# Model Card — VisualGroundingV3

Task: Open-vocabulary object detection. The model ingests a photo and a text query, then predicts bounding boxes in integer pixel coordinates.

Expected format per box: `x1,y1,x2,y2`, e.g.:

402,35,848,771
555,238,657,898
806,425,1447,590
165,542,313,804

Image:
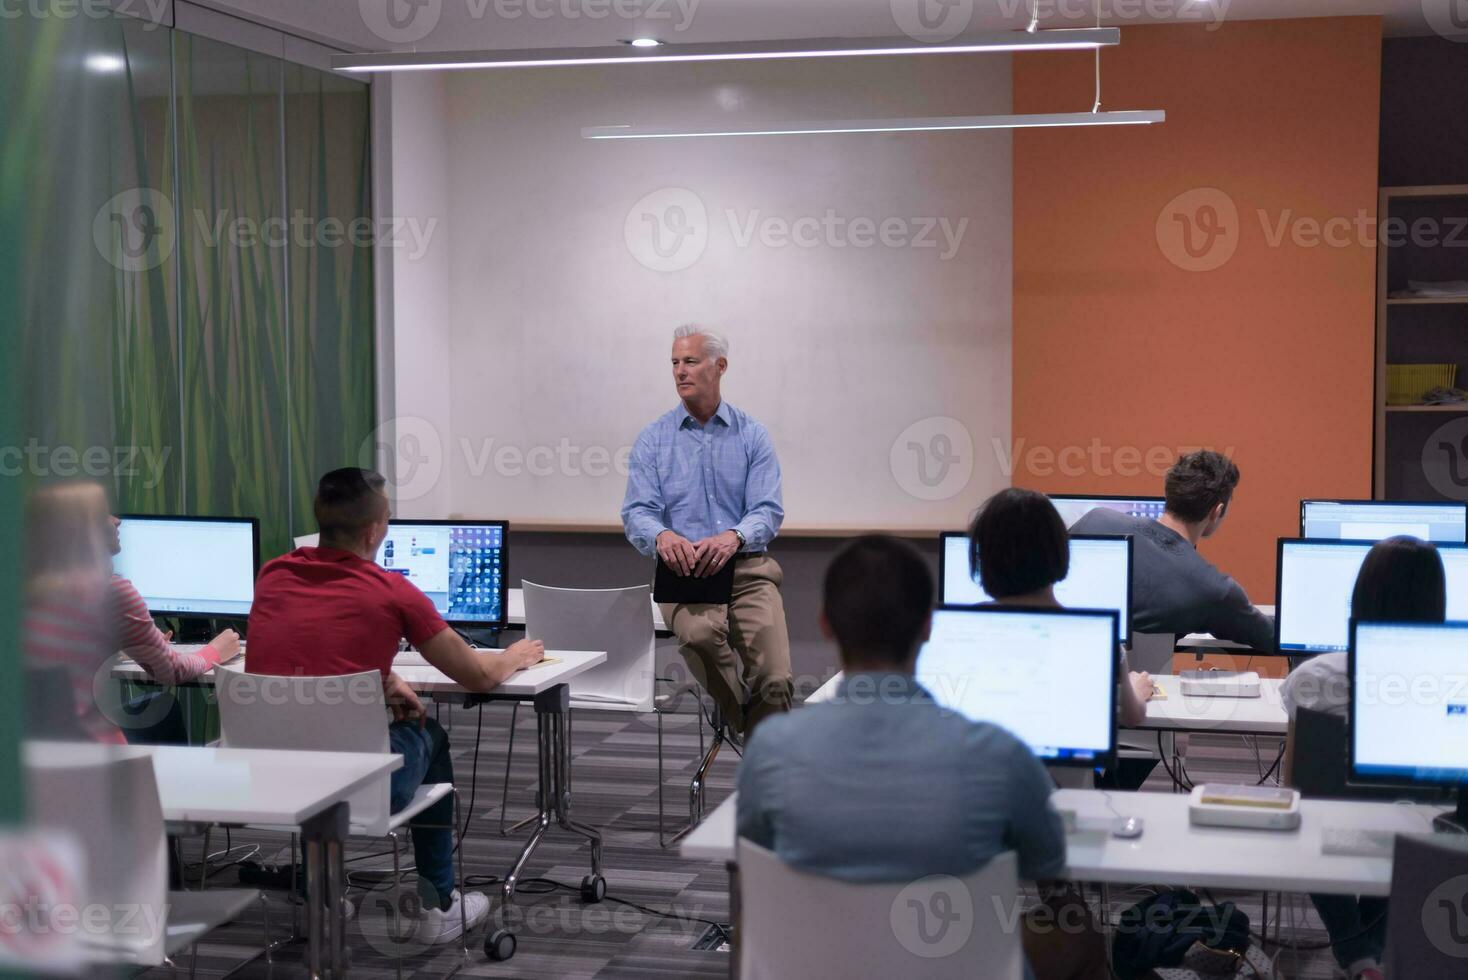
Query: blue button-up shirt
736,673,1067,884
620,400,784,556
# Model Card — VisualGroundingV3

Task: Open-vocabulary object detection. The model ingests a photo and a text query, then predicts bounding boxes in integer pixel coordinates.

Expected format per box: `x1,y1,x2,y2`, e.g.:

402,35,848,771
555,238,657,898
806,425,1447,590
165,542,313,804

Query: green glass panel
284,64,376,540
174,35,291,557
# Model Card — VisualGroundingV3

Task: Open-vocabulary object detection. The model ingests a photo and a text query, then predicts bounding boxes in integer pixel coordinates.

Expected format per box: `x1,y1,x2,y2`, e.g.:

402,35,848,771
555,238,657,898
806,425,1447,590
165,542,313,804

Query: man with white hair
621,324,792,737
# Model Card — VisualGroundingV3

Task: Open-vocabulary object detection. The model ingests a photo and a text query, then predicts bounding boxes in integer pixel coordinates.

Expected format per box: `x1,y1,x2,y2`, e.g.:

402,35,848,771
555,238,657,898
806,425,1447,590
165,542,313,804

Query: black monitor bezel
1275,537,1468,656
1299,499,1468,542
1348,617,1468,791
382,519,510,629
937,531,1134,646
116,514,261,618
923,603,1120,770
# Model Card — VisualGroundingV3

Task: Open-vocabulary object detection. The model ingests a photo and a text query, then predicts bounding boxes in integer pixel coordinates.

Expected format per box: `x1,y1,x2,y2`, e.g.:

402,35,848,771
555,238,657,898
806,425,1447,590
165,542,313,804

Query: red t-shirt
247,547,449,679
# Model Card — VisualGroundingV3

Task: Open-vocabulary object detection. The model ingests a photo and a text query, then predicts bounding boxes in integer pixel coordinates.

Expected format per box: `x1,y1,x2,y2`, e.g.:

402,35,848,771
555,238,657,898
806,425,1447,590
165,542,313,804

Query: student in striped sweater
105,513,239,685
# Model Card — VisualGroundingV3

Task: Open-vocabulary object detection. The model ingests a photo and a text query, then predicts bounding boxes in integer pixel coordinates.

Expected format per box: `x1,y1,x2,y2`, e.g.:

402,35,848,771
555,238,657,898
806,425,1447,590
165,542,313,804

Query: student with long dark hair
1280,535,1446,980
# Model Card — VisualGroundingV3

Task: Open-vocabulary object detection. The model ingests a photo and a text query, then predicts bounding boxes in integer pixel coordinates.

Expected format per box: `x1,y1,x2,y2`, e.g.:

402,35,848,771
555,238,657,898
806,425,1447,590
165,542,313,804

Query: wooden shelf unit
1374,185,1468,497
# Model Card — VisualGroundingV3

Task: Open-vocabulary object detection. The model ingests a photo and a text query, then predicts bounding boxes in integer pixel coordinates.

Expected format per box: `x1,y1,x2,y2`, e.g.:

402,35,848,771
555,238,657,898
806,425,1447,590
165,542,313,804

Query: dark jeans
1310,894,1388,969
1094,758,1159,791
389,718,457,910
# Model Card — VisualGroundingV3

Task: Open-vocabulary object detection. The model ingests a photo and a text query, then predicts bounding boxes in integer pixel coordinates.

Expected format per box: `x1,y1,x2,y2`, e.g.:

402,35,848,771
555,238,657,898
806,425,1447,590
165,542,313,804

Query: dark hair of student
1350,535,1446,623
823,535,934,666
314,467,388,544
968,488,1069,600
1163,450,1241,523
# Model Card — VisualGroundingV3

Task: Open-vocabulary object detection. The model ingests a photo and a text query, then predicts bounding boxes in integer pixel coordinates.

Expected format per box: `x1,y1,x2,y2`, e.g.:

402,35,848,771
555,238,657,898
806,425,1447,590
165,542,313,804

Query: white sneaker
415,890,489,945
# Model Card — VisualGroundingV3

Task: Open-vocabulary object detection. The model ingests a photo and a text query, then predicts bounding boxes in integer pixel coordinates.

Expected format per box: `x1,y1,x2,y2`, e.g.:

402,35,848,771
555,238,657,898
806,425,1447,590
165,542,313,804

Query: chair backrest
1293,707,1450,803
522,581,656,711
1384,832,1468,975
214,669,393,833
26,746,169,966
1127,632,1176,675
737,840,1023,980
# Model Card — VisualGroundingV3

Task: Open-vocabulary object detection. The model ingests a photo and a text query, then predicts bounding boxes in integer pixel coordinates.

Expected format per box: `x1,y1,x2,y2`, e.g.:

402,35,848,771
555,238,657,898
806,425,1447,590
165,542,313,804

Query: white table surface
507,588,667,632
682,788,1449,896
25,741,401,827
806,672,1288,735
114,648,607,698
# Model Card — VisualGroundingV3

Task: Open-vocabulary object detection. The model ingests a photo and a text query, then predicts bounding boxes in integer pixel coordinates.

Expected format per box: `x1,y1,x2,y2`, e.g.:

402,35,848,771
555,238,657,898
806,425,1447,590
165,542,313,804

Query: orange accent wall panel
1012,17,1382,600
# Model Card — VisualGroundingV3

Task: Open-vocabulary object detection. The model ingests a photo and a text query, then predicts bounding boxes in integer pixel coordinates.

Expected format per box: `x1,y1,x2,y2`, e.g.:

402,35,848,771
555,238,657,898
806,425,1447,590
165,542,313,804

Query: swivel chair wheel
484,929,516,961
580,874,607,904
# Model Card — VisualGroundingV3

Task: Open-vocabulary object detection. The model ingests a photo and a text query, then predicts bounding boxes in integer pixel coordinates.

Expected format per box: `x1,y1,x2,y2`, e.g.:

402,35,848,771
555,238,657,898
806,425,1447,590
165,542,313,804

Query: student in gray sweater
1071,450,1274,652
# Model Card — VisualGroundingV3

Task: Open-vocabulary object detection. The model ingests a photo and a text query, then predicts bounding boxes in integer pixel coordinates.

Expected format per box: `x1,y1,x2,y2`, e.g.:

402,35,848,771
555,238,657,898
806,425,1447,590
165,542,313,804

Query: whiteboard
409,57,1014,532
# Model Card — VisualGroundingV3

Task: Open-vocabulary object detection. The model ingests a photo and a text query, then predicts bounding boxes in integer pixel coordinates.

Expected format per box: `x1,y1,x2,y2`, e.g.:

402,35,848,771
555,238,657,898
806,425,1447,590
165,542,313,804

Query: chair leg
290,832,300,938
454,787,469,954
198,825,212,891
391,830,404,980
498,702,520,836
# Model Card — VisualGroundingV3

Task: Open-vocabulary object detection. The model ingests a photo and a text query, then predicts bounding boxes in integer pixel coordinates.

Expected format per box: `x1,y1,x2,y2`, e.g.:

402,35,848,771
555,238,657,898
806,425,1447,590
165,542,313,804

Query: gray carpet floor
153,700,1354,979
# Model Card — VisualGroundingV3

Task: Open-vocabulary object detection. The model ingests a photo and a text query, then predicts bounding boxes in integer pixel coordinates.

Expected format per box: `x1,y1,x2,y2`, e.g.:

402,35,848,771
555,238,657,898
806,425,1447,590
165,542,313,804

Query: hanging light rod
581,109,1165,140
332,29,1120,73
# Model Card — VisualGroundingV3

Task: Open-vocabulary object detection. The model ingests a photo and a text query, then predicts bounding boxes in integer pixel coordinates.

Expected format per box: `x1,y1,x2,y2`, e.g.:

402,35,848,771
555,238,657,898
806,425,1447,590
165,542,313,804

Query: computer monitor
114,515,259,617
375,520,508,627
1349,619,1468,828
1300,499,1468,543
938,532,1133,644
1275,538,1468,653
1047,494,1166,529
915,606,1119,769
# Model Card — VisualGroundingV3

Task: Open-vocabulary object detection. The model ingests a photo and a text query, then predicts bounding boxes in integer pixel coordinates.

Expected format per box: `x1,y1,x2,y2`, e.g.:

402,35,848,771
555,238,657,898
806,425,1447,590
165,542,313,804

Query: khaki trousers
659,555,793,736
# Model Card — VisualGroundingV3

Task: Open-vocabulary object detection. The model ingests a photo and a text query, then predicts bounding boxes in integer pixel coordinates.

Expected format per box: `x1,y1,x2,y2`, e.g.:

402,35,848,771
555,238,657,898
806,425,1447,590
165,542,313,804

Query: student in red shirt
248,467,544,945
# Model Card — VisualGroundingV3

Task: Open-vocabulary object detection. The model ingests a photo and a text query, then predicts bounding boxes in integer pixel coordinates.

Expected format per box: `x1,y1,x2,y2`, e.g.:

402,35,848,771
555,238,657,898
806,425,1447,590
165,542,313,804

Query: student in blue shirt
737,534,1065,882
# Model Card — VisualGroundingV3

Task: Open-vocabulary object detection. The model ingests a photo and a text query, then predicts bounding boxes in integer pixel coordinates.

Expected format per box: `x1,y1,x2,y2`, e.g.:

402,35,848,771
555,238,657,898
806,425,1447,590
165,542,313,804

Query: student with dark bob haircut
967,489,1153,736
969,488,1070,600
1280,536,1446,980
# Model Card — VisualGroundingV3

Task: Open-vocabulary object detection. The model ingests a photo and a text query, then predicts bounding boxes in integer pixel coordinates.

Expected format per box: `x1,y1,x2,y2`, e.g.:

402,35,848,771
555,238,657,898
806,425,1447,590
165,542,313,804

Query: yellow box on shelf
1385,363,1458,405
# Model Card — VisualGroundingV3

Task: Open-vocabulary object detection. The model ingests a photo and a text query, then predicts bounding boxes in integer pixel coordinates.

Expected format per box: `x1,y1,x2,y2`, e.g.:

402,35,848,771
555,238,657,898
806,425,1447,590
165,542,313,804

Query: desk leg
726,860,740,980
488,684,604,962
301,801,350,979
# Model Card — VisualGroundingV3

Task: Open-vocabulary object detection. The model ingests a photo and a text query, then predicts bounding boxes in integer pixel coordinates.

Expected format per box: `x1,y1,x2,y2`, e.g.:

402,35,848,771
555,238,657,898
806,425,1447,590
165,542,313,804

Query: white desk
112,648,606,697
805,672,1288,736
27,741,399,978
507,587,669,633
110,648,609,960
682,789,1449,898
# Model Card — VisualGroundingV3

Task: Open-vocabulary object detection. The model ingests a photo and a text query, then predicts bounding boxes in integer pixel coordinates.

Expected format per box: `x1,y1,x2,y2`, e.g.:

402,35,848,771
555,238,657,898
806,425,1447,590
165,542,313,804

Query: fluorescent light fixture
627,38,662,48
581,110,1166,140
332,29,1120,73
85,53,126,73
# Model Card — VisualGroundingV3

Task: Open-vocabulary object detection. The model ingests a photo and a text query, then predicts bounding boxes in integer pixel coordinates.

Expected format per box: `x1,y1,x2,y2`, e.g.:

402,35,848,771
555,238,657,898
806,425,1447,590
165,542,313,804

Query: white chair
499,581,657,834
736,840,1023,980
1121,633,1177,783
25,744,269,978
213,669,465,979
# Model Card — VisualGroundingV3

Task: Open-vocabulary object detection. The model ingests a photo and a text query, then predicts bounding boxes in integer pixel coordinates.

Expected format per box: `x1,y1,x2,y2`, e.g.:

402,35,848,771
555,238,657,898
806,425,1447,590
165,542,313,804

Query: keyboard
1320,827,1395,858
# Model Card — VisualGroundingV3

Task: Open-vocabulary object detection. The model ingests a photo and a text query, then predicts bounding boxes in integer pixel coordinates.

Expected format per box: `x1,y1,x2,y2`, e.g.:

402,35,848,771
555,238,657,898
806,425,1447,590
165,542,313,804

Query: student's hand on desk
384,671,425,726
508,638,545,670
1130,671,1155,703
208,629,241,661
692,531,739,578
656,530,699,576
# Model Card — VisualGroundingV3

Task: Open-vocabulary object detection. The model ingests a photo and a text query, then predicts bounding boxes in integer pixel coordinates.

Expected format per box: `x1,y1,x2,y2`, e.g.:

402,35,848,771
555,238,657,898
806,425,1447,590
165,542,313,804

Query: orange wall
1012,17,1382,600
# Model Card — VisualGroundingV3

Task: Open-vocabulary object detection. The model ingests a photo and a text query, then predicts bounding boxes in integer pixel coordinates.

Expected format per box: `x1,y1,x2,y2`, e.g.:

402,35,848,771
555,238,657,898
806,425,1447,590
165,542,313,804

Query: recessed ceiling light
627,38,662,48
85,53,126,73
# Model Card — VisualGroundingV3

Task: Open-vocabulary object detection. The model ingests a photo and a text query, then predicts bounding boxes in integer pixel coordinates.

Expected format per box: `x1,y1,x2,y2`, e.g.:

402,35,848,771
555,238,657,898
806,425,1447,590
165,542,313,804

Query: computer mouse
1111,816,1144,839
